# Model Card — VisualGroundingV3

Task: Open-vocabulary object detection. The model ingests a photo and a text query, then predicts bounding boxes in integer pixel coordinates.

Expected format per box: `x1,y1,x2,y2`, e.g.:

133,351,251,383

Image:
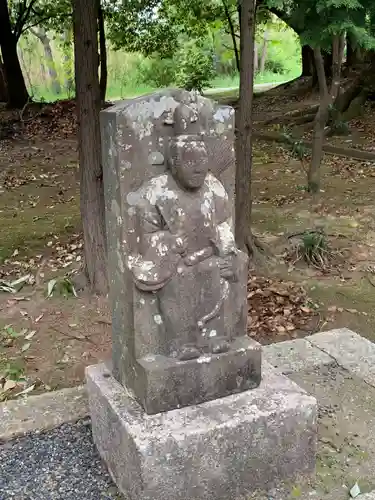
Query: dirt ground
1,92,375,401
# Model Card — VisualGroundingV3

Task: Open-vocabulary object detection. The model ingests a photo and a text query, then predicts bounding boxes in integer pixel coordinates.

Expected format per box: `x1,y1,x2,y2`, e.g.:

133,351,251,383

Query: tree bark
18,48,33,94
98,3,107,104
30,28,61,96
222,0,240,73
301,45,315,76
0,56,8,102
254,42,258,73
0,0,29,108
235,0,255,253
309,36,344,193
61,29,74,94
72,0,108,294
259,30,268,73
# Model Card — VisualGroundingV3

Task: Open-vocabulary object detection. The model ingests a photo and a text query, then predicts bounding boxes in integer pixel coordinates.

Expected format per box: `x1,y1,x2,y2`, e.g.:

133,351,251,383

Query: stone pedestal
87,362,317,500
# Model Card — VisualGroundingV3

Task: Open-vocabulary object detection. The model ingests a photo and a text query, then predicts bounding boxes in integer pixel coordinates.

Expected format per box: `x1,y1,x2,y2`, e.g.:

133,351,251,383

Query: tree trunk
98,3,107,104
30,28,61,96
61,30,74,94
323,49,332,79
0,0,29,108
235,0,255,253
254,42,258,73
259,30,268,73
18,48,33,94
301,45,314,76
72,0,108,294
222,0,240,73
0,56,8,102
309,36,344,193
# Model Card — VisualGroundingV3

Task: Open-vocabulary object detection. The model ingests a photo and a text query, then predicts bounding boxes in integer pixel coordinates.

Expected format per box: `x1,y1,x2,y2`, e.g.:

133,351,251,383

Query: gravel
0,419,123,499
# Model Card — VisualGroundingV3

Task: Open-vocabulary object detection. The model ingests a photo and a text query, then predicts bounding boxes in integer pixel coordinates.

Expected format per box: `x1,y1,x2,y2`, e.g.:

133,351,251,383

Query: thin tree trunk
18,48,33,93
309,36,344,193
61,30,74,94
222,0,240,73
98,3,107,104
0,56,8,102
254,42,258,73
30,28,61,95
301,45,315,76
72,0,107,294
0,0,29,108
259,30,268,73
235,0,256,252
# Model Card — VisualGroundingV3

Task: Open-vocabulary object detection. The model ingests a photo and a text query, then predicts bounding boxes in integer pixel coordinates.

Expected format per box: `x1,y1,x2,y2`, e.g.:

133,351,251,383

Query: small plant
1,362,25,382
330,119,350,136
47,277,77,298
2,326,20,339
289,230,338,270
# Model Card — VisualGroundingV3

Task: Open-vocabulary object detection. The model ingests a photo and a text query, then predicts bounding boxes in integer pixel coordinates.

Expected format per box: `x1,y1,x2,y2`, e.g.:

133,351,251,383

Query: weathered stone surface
137,336,261,413
100,89,261,413
359,492,375,499
263,338,333,374
308,328,375,386
87,362,317,500
0,386,88,441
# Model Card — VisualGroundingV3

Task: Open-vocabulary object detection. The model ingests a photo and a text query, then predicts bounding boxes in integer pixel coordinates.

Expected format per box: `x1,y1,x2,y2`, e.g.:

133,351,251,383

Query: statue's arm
128,203,181,291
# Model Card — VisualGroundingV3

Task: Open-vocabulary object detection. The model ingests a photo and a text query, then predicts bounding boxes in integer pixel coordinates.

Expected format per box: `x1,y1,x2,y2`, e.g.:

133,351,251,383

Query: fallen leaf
21,342,31,352
349,482,360,498
61,354,70,364
47,279,57,298
15,384,35,396
346,308,358,314
24,330,36,340
327,306,337,313
2,379,17,392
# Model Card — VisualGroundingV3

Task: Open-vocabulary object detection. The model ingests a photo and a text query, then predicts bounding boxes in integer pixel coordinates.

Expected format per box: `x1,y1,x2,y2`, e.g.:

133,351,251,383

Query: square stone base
86,363,317,500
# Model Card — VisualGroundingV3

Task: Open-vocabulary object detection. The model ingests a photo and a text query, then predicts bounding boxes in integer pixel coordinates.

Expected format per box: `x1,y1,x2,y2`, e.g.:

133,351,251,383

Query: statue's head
168,135,209,190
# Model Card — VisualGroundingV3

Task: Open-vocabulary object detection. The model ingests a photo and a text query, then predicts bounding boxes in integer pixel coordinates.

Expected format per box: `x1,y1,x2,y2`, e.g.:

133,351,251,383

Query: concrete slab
0,386,88,441
287,363,375,499
263,338,333,374
360,492,375,499
87,362,317,500
308,328,375,386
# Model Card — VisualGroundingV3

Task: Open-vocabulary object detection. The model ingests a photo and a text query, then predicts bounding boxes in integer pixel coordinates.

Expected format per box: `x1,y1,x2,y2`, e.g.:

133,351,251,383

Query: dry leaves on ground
247,275,317,343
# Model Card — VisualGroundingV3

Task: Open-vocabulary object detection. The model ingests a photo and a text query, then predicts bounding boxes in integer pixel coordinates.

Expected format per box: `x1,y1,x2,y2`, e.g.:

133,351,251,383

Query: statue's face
170,143,209,190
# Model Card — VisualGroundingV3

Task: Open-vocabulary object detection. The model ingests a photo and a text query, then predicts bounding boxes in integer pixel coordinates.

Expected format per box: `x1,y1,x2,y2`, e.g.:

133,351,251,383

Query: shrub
137,57,176,88
175,42,214,93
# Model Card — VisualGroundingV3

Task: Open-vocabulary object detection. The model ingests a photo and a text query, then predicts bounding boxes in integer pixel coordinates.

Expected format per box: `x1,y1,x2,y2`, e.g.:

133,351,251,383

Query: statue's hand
171,232,188,255
218,256,236,280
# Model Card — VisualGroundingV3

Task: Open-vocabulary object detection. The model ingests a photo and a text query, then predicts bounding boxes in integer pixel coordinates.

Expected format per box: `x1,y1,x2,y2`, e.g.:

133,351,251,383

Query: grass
29,69,301,103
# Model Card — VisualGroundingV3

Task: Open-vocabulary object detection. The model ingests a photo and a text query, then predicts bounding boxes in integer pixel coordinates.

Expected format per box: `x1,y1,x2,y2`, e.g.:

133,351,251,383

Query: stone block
308,328,375,386
136,336,261,414
87,362,317,500
263,338,333,374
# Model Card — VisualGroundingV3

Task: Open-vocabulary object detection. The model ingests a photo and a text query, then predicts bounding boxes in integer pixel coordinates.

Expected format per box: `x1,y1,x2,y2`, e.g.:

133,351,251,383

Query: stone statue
128,135,248,361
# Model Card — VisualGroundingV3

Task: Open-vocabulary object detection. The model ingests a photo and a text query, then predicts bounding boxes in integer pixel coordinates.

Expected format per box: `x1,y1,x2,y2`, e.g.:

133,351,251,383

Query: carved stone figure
128,135,248,361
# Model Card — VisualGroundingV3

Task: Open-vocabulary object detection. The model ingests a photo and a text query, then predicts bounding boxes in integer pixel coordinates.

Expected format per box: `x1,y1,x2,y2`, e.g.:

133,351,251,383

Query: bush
265,59,285,74
175,42,214,93
137,57,176,88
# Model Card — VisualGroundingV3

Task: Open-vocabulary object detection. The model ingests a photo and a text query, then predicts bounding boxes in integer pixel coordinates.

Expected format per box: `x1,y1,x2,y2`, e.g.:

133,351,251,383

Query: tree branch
14,0,38,40
222,0,240,72
314,46,328,99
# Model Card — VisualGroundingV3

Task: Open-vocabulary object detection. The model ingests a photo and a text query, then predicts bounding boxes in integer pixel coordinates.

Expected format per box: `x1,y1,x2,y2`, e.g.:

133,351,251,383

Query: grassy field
29,69,301,103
